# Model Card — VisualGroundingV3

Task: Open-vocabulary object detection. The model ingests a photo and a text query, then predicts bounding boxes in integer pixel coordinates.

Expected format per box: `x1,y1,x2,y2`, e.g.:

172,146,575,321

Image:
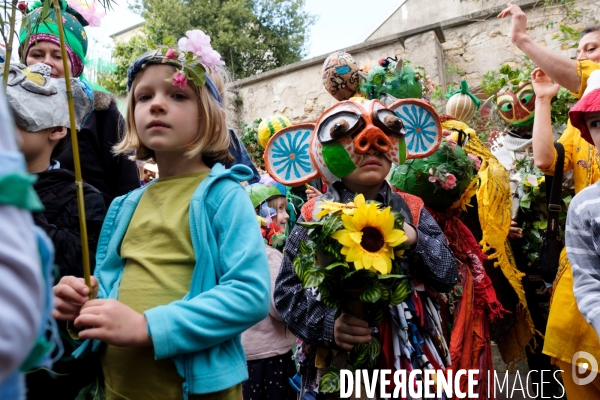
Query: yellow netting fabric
443,120,536,366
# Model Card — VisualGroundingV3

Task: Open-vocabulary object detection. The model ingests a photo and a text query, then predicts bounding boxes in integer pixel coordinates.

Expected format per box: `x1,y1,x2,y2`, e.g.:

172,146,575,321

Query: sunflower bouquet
294,194,412,393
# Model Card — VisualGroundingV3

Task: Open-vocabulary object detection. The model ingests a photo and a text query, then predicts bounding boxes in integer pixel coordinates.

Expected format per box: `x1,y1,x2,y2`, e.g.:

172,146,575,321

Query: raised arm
531,68,561,170
498,3,580,92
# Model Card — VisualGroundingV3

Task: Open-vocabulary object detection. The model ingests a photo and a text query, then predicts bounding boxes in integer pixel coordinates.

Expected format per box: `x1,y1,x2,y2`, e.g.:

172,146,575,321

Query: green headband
19,0,88,62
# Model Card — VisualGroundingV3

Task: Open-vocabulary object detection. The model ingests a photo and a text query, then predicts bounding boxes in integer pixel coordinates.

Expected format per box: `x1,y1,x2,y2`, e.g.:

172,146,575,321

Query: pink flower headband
127,29,225,94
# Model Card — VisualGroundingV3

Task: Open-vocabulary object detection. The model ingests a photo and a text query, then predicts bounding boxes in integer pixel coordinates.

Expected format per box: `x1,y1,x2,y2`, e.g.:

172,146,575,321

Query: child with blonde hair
52,30,270,399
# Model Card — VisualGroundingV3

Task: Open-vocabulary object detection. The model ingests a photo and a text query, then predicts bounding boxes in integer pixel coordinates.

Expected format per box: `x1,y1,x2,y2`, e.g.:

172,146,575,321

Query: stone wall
228,0,599,131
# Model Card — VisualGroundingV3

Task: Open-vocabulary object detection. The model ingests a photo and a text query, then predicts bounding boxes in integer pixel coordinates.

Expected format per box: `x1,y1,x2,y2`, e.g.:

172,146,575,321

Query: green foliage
481,62,535,98
239,118,264,170
550,88,578,127
97,34,152,94
294,199,411,375
551,24,582,49
319,367,341,394
130,0,316,80
513,156,570,266
479,62,577,128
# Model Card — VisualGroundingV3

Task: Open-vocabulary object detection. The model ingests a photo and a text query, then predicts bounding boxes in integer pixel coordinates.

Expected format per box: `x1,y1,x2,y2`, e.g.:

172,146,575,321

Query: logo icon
572,351,598,385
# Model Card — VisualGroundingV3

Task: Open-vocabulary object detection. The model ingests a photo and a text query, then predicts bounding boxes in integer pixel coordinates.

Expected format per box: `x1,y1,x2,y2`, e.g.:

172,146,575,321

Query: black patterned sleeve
273,215,336,344
408,208,459,293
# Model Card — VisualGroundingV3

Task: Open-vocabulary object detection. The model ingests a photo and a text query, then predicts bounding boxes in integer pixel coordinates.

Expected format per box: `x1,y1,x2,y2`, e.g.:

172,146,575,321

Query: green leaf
319,368,341,393
377,274,406,279
390,281,411,305
297,221,323,230
348,342,368,366
325,261,349,270
304,270,325,288
533,220,548,230
187,64,207,87
359,286,381,303
162,35,175,46
520,199,531,209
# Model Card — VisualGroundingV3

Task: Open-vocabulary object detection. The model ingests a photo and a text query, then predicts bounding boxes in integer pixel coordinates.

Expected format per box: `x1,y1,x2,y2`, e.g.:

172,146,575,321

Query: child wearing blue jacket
52,31,270,400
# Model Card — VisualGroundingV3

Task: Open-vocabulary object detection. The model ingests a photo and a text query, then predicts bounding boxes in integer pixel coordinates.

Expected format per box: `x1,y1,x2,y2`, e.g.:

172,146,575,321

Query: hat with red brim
569,70,600,145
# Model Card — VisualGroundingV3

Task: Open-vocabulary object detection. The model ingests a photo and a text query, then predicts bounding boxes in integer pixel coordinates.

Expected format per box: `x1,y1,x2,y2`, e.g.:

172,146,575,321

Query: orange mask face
264,99,442,186
496,82,536,127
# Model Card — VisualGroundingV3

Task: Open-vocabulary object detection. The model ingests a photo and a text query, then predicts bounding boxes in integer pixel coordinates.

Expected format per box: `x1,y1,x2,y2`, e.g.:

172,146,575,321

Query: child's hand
531,68,560,100
53,276,99,321
74,299,152,348
508,221,523,240
305,185,322,200
334,313,371,351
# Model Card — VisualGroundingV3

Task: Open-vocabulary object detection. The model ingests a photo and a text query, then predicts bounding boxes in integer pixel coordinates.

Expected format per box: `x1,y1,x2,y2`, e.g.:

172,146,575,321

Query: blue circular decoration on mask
392,101,440,158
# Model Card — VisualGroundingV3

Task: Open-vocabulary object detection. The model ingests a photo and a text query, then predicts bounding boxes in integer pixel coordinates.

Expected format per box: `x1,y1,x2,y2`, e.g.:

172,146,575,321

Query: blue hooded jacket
73,164,270,397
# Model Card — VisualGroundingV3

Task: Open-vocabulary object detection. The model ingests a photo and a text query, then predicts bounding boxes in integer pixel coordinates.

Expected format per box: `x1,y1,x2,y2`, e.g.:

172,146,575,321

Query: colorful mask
359,58,423,103
496,82,536,126
322,51,360,101
2,62,93,132
264,98,441,185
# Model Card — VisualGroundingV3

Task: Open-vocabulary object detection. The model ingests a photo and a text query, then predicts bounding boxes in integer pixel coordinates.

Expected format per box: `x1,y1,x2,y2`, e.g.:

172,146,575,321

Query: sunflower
331,200,407,274
316,193,366,219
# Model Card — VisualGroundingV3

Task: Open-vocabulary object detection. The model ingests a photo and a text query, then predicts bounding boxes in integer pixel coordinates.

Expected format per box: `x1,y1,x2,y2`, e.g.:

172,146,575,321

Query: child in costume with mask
265,93,458,395
52,31,270,399
18,0,141,207
242,178,297,400
2,61,107,399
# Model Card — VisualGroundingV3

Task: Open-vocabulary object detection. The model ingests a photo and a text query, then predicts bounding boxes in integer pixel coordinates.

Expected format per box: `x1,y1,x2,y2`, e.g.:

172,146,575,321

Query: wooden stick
2,0,18,89
52,0,92,298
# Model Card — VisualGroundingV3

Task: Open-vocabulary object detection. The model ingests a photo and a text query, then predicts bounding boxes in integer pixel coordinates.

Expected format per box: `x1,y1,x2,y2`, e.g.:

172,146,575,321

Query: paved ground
490,342,565,400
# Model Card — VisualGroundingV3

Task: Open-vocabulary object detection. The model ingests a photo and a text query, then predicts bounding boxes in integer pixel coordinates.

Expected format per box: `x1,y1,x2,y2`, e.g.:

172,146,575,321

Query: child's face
17,125,66,171
341,150,392,191
585,111,600,150
133,66,201,155
271,196,289,232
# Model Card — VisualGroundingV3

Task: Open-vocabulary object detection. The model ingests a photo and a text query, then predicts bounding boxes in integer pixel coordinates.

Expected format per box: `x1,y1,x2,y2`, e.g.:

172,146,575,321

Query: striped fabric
567,181,600,336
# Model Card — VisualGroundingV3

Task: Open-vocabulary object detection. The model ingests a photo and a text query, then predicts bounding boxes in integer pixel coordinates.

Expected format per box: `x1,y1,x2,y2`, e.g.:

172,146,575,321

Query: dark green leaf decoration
359,285,381,303
390,280,411,305
304,269,325,288
319,367,341,394
325,261,349,271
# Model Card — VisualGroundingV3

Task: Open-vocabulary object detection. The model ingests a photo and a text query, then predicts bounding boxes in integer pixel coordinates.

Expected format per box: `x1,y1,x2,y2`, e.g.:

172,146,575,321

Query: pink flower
165,49,177,59
468,153,481,170
172,72,187,90
67,0,105,27
428,176,438,183
445,136,457,151
178,29,226,71
440,173,457,190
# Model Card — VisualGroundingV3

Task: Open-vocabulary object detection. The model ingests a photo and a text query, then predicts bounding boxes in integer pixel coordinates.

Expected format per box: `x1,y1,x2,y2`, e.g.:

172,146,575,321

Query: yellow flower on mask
331,200,407,274
316,193,367,219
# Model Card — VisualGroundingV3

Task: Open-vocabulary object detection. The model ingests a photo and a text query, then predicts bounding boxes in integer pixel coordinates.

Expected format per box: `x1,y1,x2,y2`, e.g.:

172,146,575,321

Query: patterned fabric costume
442,120,537,367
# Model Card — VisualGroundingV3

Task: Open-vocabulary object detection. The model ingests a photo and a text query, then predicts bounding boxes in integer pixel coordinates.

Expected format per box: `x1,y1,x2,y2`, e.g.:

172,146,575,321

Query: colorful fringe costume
443,120,537,367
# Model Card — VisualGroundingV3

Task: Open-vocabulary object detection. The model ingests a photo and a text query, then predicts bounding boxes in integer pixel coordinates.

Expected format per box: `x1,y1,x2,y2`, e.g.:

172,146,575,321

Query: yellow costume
542,60,600,379
445,120,536,366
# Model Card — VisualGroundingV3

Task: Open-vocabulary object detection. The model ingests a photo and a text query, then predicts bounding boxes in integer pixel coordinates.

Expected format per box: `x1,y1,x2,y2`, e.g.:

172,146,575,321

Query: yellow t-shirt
539,120,600,194
543,60,600,368
101,171,242,399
